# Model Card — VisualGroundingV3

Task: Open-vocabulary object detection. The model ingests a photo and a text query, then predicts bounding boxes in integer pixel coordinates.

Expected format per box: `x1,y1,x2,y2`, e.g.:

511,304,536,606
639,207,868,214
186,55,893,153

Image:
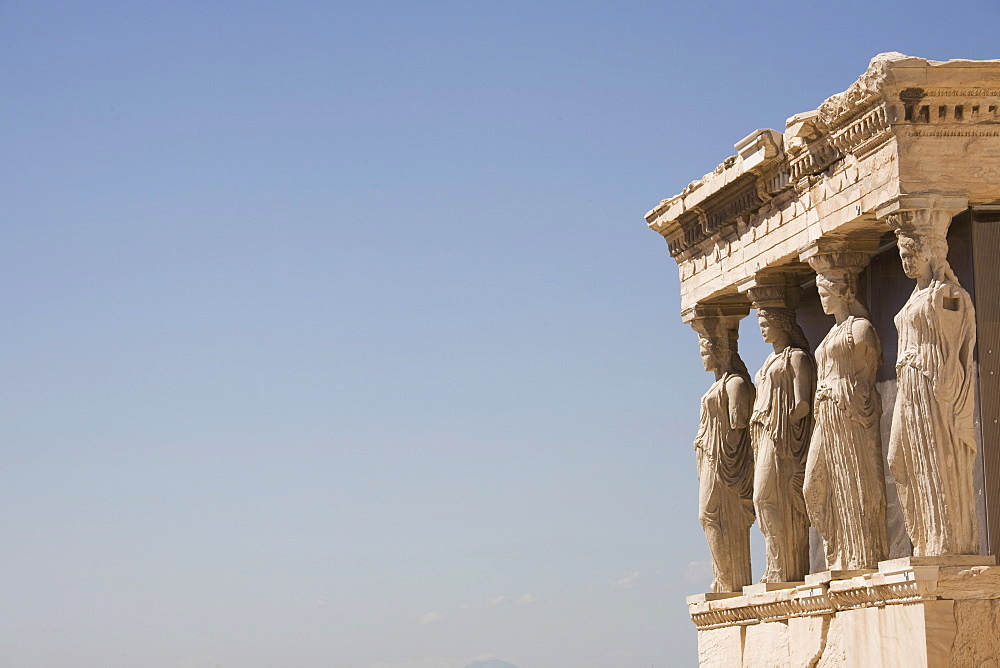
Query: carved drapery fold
799,242,889,570
744,277,815,582
689,307,756,592
879,195,980,556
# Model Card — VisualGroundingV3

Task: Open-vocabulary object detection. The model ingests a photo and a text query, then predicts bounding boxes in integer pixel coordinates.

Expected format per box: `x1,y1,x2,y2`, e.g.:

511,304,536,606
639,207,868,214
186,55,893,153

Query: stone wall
691,559,1000,667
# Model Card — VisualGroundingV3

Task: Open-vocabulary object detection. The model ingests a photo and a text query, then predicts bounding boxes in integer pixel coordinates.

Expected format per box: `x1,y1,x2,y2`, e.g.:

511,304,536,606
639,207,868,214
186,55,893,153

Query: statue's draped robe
888,279,978,555
750,348,814,582
695,372,755,592
805,317,888,570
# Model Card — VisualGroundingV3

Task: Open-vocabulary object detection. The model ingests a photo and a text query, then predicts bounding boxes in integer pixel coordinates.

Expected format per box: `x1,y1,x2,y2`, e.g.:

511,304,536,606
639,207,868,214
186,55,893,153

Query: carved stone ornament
746,283,815,582
883,197,979,556
690,311,756,592
800,249,888,570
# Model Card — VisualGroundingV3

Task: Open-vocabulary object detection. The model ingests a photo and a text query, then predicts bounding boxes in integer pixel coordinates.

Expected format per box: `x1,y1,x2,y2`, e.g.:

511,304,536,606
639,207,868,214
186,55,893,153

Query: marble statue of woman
693,321,756,592
803,265,888,570
750,307,815,582
888,230,978,556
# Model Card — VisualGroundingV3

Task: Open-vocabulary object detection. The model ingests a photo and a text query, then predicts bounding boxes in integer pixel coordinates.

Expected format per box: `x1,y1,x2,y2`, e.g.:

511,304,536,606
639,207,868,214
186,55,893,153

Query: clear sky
2,2,998,667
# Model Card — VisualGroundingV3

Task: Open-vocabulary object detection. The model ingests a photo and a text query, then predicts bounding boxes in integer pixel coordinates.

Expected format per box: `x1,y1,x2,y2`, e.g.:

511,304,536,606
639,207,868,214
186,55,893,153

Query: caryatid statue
882,196,979,556
801,243,888,571
690,307,756,593
746,281,815,582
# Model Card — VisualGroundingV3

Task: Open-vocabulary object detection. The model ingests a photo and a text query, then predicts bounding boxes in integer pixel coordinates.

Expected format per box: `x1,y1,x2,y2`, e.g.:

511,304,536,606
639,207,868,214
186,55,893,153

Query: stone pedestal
688,557,1000,666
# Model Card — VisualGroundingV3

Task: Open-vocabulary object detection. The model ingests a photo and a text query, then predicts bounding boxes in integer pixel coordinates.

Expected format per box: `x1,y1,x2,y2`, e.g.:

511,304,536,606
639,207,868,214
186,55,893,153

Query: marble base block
742,581,803,595
689,558,1000,666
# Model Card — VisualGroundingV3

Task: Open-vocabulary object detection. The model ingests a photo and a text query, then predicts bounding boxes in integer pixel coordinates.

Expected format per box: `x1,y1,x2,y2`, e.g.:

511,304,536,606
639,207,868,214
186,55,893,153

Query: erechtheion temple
646,53,1000,665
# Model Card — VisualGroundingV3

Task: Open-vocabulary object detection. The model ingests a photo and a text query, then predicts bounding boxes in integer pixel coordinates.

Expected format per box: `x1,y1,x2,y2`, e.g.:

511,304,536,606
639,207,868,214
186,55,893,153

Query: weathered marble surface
882,197,980,557
691,557,1000,666
742,620,789,667
788,616,828,667
748,286,815,583
802,249,888,571
646,53,1000,315
697,624,744,668
692,313,756,593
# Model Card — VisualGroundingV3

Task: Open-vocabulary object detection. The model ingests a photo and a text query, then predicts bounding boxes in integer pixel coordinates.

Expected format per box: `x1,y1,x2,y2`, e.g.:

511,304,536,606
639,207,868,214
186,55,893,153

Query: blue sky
2,1,998,666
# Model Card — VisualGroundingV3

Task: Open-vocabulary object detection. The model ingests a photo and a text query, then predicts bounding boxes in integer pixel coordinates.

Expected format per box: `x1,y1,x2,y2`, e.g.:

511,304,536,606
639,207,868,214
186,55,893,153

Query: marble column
741,275,815,582
877,194,980,556
686,303,756,592
799,239,888,571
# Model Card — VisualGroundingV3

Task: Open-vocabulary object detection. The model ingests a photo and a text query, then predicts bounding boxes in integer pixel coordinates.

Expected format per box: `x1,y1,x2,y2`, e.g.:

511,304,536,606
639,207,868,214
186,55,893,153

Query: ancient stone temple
646,53,1000,666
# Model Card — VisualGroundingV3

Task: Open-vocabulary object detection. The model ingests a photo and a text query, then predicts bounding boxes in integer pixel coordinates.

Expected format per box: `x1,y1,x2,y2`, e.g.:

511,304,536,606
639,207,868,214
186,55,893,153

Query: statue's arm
938,281,965,316
851,317,881,371
726,376,751,434
789,350,814,421
936,282,976,403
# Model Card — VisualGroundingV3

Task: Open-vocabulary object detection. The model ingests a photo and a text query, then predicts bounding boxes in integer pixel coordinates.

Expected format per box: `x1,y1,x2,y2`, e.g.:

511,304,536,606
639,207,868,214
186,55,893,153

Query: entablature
647,53,1000,313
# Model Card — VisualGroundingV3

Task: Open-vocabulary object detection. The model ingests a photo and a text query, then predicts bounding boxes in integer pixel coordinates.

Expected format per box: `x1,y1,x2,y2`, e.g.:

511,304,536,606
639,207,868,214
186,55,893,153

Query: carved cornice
816,52,917,126
915,88,1000,97
647,129,790,259
690,590,835,630
687,580,935,629
788,143,838,182
817,53,1000,127
786,112,841,183
827,103,892,160
651,54,1000,247
645,53,1000,312
892,89,1000,125
663,175,770,259
826,579,937,611
690,606,757,629
906,129,1000,137
688,560,1000,630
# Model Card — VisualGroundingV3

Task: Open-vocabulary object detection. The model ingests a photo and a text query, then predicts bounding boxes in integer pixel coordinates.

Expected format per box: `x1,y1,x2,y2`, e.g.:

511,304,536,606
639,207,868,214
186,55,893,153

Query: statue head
698,336,720,372
692,314,750,378
816,269,868,319
886,204,961,285
895,230,955,284
757,307,809,350
805,249,872,321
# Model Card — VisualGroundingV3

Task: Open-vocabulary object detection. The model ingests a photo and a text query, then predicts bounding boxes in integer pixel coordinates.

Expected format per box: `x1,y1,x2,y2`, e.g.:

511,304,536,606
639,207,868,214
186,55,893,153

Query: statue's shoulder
932,279,973,314
725,373,752,396
849,316,879,348
787,348,815,373
788,347,811,362
943,278,972,298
